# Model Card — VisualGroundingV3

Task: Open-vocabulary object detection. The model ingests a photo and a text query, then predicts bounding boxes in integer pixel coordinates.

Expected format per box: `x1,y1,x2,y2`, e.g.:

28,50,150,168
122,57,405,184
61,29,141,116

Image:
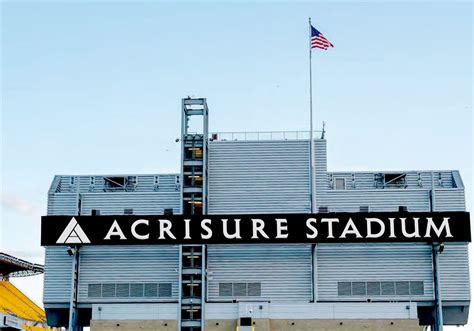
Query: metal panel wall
44,174,182,306
80,192,181,215
78,246,180,303
207,245,312,302
316,243,434,302
316,189,431,212
207,140,314,302
43,246,73,304
208,140,311,214
439,243,470,301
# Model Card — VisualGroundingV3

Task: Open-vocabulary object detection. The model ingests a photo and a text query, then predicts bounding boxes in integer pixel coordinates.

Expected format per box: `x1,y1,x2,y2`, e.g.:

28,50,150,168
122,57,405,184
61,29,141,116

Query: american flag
311,25,334,50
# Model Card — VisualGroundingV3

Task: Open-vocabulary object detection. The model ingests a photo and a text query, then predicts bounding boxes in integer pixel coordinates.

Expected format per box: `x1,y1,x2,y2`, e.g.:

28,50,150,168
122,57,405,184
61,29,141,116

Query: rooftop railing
208,130,324,141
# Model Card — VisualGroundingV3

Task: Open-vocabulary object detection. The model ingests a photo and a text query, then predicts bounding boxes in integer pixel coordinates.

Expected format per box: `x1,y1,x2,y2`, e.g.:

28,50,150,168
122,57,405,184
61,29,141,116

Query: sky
1,1,472,330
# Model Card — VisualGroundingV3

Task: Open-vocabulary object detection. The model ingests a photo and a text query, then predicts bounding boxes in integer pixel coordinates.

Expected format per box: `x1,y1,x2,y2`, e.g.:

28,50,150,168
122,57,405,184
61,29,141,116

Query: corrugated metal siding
207,245,312,302
80,192,181,215
316,190,431,212
47,193,77,215
44,175,182,305
208,140,311,214
52,174,180,193
439,243,470,301
317,243,434,301
434,189,466,211
43,247,72,303
78,246,179,303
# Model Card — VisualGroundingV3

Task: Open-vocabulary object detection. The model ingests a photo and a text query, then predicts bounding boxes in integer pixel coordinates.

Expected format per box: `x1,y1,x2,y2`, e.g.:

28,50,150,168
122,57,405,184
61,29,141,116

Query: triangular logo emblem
56,217,91,244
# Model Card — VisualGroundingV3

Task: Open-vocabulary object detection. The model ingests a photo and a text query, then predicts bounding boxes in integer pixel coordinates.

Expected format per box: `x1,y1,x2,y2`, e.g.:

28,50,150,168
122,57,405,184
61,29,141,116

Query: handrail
209,130,323,141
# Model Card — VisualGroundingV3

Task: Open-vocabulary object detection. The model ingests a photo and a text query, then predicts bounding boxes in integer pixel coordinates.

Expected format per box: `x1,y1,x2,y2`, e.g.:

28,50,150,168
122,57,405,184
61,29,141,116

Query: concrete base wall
92,319,422,331
90,320,177,331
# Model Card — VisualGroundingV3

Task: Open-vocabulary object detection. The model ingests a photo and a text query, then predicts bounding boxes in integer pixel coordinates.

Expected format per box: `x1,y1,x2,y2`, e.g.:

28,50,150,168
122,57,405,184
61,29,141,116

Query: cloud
0,193,42,217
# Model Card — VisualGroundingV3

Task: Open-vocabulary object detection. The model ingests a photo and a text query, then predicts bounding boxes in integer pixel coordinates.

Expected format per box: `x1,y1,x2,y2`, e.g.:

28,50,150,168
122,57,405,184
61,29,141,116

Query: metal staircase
179,98,208,331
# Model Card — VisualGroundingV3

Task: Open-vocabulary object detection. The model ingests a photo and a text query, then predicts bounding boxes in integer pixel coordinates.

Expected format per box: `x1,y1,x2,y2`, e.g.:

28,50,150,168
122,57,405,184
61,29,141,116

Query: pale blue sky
1,1,472,329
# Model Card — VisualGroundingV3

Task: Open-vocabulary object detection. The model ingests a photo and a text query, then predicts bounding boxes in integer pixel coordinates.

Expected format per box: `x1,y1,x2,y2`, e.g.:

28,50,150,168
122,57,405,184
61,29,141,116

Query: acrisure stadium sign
41,212,471,245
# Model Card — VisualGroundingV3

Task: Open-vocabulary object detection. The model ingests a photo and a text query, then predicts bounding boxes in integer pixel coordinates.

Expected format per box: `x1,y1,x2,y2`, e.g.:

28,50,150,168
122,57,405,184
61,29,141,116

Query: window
124,208,134,215
164,208,174,216
88,283,170,298
338,281,424,297
318,206,329,213
91,209,100,216
360,206,370,213
334,178,346,190
398,206,408,212
218,282,262,297
384,173,407,188
219,283,233,297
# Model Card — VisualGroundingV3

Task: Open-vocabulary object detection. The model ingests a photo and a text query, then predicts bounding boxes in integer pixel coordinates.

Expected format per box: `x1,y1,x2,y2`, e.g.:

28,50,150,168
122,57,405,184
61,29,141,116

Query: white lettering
424,217,453,238
366,218,385,238
222,219,242,239
400,218,420,238
340,218,362,238
104,220,127,240
275,218,289,239
321,218,339,238
201,219,213,239
306,218,318,239
158,219,176,239
131,219,149,240
251,219,269,239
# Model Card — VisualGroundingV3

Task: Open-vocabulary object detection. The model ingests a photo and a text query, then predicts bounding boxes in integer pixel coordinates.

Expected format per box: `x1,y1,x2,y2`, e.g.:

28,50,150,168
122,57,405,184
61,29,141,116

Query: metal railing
208,130,323,141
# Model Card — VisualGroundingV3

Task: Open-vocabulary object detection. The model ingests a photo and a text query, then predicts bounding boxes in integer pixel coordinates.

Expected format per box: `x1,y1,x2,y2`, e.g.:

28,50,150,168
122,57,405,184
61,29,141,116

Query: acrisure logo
56,217,91,244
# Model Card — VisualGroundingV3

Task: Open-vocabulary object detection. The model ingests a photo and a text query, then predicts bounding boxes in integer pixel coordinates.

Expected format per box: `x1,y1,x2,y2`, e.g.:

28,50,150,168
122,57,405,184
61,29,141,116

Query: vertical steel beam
432,243,444,331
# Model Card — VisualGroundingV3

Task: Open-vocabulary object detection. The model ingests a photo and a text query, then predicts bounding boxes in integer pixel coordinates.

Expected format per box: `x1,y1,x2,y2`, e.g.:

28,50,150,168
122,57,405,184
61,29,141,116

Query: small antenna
321,121,326,139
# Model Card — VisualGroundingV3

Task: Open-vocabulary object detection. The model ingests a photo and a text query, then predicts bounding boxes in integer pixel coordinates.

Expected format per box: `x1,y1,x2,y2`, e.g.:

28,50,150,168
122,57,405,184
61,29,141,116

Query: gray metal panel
43,246,72,303
316,189,431,212
78,246,180,303
80,192,181,215
47,193,77,215
208,140,311,214
439,243,470,301
317,243,434,302
433,189,466,211
207,244,312,302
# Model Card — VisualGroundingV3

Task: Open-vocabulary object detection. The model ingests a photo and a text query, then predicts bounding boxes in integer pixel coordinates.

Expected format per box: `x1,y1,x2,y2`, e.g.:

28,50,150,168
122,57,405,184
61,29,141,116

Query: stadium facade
42,98,470,331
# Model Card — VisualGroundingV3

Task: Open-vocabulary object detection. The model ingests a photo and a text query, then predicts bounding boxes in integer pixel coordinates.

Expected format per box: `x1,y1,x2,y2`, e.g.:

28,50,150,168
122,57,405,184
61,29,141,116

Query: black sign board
41,212,471,245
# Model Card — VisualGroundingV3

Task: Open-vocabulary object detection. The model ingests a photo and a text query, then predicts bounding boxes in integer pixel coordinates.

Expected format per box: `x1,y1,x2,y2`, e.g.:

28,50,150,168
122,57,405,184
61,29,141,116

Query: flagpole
309,17,316,213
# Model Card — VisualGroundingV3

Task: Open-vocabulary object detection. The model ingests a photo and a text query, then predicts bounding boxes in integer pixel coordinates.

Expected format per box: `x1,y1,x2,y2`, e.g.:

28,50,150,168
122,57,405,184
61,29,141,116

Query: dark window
360,206,370,213
91,209,100,216
334,178,346,190
144,283,158,297
88,284,101,297
164,208,174,216
240,318,252,326
124,208,134,215
398,206,408,212
410,281,424,295
381,282,395,295
367,281,381,296
395,281,410,295
318,206,329,213
384,173,407,188
102,284,116,297
337,282,351,296
233,283,247,296
247,283,261,296
219,283,232,297
130,283,144,297
158,283,172,297
352,282,366,296
116,284,130,297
